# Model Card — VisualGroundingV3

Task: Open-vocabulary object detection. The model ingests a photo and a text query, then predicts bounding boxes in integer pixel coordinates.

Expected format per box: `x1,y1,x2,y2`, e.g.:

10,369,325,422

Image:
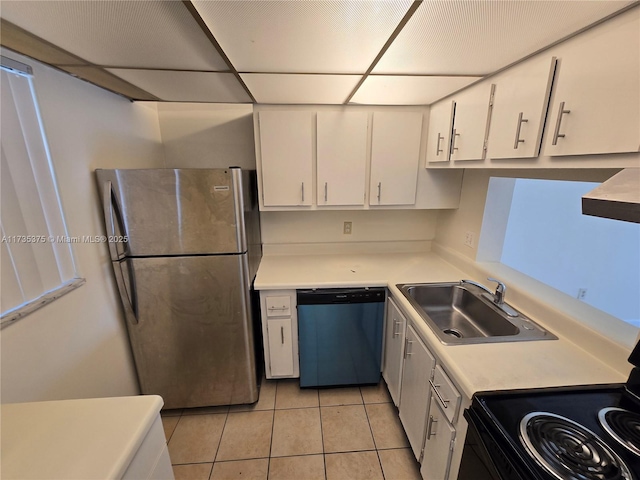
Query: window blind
1,57,83,328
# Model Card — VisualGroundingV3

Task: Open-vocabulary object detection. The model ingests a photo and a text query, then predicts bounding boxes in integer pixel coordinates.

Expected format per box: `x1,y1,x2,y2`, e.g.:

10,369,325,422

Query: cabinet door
450,83,495,162
266,318,294,377
317,112,368,206
543,12,639,156
399,324,436,460
370,112,423,206
382,297,406,406
426,100,455,163
420,396,456,480
488,56,556,159
259,111,313,206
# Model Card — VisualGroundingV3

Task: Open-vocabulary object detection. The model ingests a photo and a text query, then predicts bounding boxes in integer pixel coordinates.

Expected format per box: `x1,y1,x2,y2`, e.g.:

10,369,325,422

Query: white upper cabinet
450,83,495,162
543,11,639,157
426,100,455,163
370,111,423,205
259,111,313,207
316,112,368,206
487,56,556,159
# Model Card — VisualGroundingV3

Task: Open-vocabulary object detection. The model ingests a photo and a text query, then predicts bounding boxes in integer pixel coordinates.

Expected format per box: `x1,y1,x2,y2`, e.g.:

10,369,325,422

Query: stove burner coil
599,407,640,456
519,412,633,480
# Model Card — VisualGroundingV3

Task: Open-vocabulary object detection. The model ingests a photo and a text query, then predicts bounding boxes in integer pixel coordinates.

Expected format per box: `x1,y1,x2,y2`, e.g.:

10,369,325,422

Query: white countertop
255,251,628,398
1,395,164,480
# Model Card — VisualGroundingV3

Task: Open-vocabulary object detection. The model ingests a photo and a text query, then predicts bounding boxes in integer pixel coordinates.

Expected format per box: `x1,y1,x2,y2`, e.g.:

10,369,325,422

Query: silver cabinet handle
393,319,401,337
429,379,449,408
513,112,528,149
427,415,438,440
281,326,284,344
552,101,571,145
324,182,328,202
404,339,413,358
377,182,381,203
451,129,460,152
301,182,305,202
268,305,288,311
436,133,444,156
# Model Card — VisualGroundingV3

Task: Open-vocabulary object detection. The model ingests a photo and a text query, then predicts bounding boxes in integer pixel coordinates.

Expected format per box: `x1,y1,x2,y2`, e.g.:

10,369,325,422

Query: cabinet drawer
429,365,461,423
265,295,291,317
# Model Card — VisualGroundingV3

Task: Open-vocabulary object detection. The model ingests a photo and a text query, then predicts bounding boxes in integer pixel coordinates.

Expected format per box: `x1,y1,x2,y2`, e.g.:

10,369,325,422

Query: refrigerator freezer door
123,254,258,408
96,168,246,256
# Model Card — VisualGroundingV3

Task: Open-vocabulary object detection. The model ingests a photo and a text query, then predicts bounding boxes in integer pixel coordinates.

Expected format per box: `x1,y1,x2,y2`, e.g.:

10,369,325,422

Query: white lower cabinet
259,290,299,379
382,297,407,406
266,318,294,377
421,396,456,480
398,324,436,460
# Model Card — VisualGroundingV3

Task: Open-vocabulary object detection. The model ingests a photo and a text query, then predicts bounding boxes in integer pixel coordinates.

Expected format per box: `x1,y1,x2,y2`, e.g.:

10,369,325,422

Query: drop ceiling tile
0,1,228,70
350,76,481,105
191,0,413,73
374,0,635,75
240,74,361,104
106,70,251,103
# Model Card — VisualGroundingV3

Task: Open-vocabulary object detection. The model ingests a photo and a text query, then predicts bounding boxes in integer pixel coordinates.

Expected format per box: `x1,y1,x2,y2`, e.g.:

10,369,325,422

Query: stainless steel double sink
397,282,557,345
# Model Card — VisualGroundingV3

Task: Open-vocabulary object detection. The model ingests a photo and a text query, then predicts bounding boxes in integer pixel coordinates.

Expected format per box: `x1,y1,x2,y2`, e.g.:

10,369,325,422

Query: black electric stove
464,341,640,480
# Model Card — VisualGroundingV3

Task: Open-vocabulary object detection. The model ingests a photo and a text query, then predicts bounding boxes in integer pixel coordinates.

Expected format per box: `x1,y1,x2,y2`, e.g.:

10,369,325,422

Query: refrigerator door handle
103,180,127,261
113,258,138,324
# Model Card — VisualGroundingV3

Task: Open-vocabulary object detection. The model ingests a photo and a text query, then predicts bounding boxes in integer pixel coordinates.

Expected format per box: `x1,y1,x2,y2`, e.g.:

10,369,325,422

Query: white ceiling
0,0,636,105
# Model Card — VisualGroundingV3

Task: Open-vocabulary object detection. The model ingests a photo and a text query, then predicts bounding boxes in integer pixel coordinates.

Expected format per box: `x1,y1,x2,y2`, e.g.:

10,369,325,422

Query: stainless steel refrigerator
96,167,262,409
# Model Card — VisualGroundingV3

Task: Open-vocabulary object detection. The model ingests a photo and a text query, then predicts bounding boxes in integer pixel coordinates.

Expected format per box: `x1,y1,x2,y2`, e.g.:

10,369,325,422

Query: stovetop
472,384,640,480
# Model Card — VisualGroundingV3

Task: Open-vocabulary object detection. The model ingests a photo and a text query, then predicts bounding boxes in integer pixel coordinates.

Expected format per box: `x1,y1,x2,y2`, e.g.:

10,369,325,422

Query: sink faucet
461,278,519,317
487,278,506,305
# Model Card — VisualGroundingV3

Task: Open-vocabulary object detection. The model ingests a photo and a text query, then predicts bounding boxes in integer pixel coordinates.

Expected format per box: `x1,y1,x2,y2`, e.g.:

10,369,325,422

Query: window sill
1,277,86,329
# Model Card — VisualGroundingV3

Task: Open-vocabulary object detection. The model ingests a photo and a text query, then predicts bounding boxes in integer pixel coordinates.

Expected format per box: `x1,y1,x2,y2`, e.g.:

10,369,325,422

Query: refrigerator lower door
121,254,258,408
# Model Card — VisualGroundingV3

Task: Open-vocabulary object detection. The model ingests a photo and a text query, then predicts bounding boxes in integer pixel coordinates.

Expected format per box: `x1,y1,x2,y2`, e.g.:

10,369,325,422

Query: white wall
157,103,255,170
261,210,438,248
0,49,165,403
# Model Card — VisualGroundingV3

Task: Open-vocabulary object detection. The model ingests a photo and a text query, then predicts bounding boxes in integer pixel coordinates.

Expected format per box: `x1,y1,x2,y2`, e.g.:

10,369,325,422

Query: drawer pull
268,306,288,311
427,415,438,440
404,339,413,358
430,379,450,408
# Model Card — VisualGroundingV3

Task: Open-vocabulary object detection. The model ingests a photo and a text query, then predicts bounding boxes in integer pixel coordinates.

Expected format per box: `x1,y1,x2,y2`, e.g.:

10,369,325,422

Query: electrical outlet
464,231,475,248
577,288,587,300
343,221,352,235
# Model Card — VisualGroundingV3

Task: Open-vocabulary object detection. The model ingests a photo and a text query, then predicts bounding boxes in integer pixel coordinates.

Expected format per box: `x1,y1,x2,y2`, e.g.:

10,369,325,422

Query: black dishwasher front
297,288,385,388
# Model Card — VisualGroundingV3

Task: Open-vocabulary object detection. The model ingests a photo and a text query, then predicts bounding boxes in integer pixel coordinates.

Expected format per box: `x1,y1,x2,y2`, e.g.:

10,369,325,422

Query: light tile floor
161,379,422,480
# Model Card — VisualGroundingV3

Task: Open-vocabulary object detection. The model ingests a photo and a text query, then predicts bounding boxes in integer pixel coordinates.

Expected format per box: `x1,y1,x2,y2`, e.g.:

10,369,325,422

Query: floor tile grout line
212,409,230,464
265,379,279,480
317,395,327,480
363,382,390,479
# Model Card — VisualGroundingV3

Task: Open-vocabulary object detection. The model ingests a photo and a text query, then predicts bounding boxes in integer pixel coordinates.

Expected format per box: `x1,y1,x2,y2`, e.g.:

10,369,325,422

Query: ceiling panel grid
190,0,414,73
373,0,636,75
106,69,251,103
351,75,481,105
0,0,228,70
241,73,362,104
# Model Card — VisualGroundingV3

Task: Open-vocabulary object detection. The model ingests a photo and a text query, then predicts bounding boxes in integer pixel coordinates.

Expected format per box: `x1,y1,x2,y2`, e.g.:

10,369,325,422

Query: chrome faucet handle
487,278,506,304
